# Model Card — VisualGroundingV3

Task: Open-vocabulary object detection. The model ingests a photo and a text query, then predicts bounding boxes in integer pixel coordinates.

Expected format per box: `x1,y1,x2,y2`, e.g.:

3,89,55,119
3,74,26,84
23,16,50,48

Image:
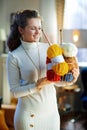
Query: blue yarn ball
64,72,74,82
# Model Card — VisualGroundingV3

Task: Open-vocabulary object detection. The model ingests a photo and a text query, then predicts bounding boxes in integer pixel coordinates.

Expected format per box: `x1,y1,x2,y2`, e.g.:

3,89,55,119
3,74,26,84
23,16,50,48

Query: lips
33,35,40,40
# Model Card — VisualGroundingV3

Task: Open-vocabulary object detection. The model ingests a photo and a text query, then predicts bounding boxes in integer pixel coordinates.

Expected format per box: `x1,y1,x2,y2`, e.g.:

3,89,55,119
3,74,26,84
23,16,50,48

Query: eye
38,27,42,30
30,27,36,30
28,26,42,31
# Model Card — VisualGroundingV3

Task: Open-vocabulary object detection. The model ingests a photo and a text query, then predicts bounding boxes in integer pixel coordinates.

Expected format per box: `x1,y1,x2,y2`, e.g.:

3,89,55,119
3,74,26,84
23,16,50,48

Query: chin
34,39,40,42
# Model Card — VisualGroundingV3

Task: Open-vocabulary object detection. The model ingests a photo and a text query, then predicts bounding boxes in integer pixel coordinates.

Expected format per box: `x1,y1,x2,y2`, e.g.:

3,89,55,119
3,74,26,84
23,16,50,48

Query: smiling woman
6,9,79,130
6,10,61,130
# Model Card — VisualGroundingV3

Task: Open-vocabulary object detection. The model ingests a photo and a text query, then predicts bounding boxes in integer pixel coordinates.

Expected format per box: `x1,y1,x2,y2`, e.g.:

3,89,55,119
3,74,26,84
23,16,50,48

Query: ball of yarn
46,57,61,81
61,42,78,57
47,44,68,76
64,72,74,82
52,62,68,76
61,42,78,82
47,44,62,58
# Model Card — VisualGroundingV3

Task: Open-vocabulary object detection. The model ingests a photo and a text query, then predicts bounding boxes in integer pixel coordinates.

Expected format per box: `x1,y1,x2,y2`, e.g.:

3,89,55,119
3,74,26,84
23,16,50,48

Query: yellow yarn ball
47,43,69,76
52,62,68,76
47,44,62,58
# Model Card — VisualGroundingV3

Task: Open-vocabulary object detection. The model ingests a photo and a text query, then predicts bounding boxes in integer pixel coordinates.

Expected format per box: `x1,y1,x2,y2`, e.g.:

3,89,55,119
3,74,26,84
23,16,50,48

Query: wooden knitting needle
42,29,52,46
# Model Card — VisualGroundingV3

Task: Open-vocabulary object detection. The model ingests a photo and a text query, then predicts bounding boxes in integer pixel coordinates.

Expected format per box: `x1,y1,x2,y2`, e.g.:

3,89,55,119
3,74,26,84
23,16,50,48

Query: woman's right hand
36,77,52,90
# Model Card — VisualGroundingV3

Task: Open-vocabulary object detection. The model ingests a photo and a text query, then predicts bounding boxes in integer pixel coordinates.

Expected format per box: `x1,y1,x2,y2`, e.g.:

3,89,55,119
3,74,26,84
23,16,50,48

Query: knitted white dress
6,41,60,130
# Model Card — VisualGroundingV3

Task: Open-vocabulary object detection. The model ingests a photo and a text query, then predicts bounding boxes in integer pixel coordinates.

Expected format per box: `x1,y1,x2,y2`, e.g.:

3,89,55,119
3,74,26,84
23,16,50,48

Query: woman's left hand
64,67,80,86
72,67,80,83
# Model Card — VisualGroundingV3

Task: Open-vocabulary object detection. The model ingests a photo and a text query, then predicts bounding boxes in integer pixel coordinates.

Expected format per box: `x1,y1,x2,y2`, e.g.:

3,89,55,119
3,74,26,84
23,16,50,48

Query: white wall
40,0,58,43
0,0,40,35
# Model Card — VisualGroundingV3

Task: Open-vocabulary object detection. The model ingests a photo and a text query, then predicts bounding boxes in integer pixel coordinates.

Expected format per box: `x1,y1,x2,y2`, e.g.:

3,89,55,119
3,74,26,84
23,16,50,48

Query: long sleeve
6,52,37,98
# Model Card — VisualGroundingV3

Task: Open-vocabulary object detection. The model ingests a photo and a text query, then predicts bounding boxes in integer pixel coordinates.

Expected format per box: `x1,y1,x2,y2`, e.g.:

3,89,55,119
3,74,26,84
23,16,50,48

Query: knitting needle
42,29,52,46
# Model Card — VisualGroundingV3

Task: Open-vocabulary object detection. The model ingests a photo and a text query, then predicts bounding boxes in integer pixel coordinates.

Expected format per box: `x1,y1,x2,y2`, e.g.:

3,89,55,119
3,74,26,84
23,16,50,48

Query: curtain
55,0,65,44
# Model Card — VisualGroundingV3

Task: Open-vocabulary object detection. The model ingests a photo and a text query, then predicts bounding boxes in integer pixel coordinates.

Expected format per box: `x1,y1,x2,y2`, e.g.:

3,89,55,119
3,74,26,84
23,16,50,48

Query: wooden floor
60,111,87,130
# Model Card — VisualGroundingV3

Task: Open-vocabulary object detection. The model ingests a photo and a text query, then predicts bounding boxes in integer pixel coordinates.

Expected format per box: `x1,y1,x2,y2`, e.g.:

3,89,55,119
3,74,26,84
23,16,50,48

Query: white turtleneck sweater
6,41,60,130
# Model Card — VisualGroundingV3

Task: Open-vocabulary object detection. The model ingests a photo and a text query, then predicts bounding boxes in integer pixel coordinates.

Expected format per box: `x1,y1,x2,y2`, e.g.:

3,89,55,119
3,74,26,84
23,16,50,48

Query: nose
35,28,41,34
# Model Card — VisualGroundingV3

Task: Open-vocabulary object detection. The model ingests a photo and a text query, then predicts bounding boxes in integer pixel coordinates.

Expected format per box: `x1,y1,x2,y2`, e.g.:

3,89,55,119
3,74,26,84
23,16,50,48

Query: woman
6,10,79,130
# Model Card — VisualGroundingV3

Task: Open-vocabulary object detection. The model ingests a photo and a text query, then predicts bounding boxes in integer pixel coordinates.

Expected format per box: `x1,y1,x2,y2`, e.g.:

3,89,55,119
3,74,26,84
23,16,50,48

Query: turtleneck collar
21,40,39,50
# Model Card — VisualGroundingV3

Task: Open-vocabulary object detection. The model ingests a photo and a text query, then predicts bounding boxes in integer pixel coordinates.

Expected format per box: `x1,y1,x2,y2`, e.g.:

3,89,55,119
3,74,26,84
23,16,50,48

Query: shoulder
8,45,22,57
7,45,23,63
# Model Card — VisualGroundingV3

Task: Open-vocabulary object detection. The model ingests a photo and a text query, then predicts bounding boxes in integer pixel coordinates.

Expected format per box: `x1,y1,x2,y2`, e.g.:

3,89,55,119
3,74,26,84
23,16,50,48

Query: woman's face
19,18,42,42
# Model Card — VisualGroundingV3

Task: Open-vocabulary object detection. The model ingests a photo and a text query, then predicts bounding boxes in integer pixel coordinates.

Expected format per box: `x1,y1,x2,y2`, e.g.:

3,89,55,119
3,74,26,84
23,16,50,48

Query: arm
6,52,38,98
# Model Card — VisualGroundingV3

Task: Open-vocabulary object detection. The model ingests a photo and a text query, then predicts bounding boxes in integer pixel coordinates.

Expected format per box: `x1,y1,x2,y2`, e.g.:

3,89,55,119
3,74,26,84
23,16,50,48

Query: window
64,0,87,29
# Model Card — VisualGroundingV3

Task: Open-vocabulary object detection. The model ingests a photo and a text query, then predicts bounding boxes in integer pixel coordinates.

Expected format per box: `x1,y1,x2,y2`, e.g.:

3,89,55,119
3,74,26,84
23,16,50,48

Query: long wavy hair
7,10,41,51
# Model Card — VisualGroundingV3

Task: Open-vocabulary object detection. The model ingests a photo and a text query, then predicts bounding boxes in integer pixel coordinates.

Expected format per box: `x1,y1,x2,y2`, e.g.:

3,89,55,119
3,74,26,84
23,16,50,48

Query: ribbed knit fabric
6,41,60,130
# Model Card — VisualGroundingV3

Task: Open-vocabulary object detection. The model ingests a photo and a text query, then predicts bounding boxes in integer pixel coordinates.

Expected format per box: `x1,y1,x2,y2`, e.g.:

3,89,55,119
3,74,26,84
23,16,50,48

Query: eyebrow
28,25,41,28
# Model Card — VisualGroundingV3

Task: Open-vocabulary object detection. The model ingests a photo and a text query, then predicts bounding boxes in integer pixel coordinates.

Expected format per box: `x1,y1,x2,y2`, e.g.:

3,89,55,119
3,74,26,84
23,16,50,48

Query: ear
18,26,24,35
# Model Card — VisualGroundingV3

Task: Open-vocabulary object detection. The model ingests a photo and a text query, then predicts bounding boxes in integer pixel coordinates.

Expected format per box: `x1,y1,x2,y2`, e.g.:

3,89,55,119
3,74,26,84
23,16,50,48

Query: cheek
25,31,33,38
28,30,35,37
22,32,33,41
